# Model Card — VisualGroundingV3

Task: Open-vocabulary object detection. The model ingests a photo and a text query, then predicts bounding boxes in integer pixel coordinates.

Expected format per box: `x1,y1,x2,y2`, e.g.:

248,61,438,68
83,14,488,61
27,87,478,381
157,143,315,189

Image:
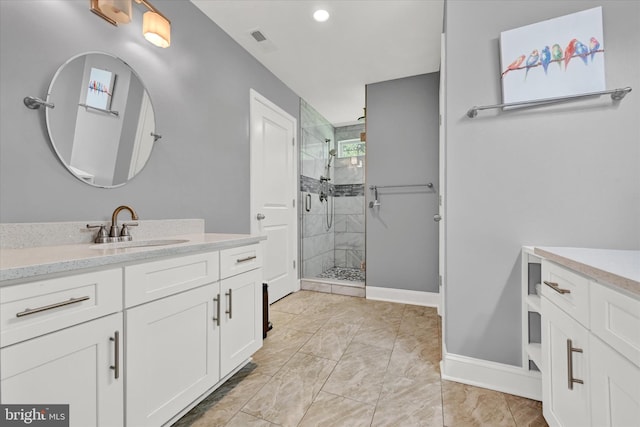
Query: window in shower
337,138,365,158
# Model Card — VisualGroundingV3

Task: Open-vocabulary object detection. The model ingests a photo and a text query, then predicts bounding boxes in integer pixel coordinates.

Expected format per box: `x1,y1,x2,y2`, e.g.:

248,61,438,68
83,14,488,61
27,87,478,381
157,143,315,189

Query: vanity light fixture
135,0,171,48
91,0,132,25
313,9,330,22
90,0,171,48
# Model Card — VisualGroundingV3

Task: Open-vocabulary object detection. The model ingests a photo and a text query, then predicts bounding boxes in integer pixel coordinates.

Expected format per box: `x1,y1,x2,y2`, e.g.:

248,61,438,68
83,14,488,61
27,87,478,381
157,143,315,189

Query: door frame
249,89,300,296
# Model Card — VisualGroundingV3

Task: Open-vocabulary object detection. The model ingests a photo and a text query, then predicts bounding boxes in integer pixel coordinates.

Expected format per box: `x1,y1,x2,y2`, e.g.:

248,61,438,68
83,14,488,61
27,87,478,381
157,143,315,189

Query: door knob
433,214,442,222
256,213,266,220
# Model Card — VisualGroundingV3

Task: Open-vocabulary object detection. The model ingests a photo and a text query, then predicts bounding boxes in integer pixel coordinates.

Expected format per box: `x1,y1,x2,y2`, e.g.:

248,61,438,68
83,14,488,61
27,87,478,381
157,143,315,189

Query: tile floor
173,291,547,427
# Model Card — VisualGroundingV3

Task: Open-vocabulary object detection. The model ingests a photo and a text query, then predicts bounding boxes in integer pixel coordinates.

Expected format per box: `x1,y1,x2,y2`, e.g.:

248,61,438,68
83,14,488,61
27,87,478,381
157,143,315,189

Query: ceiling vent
247,28,277,53
250,30,267,42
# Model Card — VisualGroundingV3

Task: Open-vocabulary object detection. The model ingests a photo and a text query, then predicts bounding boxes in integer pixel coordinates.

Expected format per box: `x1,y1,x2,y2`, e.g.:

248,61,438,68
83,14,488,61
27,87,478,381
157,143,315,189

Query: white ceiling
191,0,444,126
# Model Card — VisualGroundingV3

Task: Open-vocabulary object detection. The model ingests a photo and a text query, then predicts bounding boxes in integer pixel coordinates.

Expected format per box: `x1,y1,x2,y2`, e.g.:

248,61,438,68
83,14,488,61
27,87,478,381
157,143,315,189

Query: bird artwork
589,37,600,61
525,49,539,79
551,44,563,69
575,40,590,65
564,38,578,69
502,54,525,78
540,46,551,74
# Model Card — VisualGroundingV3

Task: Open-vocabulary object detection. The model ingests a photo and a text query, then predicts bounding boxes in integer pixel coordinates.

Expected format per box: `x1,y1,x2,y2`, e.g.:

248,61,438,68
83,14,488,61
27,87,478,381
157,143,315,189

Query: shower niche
299,100,366,295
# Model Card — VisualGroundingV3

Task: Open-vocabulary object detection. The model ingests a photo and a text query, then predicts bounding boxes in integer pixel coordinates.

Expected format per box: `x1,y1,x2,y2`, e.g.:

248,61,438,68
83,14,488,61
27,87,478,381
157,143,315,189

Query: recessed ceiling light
313,9,330,22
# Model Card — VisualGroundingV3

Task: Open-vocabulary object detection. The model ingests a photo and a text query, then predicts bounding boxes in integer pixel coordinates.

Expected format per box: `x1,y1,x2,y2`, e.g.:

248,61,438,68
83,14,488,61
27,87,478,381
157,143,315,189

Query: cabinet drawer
124,251,219,307
1,269,122,347
542,260,590,327
590,281,640,366
220,244,262,279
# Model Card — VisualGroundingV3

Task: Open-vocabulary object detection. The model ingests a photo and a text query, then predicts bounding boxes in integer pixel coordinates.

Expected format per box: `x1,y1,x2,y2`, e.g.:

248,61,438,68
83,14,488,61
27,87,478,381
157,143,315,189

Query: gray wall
444,0,640,366
366,73,440,292
0,0,299,233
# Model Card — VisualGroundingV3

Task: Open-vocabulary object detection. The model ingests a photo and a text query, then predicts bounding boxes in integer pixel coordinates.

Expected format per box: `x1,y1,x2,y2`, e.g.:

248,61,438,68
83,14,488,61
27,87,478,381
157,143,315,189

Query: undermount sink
92,239,190,249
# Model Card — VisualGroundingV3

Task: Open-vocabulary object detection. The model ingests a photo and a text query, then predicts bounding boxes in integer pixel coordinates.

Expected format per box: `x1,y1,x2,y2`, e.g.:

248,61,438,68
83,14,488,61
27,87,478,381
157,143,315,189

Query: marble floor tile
442,380,517,427
322,341,392,404
297,391,375,427
250,327,314,376
504,394,549,427
172,291,546,427
298,317,361,360
242,352,337,427
175,363,270,427
372,376,443,427
226,411,275,427
386,333,442,380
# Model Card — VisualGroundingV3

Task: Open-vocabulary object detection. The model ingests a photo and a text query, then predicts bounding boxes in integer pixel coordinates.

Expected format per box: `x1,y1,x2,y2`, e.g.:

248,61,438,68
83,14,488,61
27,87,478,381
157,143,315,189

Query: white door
250,89,298,303
438,33,446,317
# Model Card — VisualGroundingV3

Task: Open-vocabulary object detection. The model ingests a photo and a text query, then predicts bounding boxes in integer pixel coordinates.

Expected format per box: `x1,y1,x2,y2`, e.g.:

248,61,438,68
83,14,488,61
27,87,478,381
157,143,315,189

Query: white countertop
534,246,640,297
0,233,265,284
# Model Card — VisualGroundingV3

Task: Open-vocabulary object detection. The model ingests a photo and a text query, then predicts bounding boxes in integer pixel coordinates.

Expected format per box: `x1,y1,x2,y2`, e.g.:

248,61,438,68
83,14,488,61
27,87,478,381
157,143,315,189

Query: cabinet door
542,297,590,427
220,269,263,377
1,313,123,427
590,335,640,427
125,283,219,427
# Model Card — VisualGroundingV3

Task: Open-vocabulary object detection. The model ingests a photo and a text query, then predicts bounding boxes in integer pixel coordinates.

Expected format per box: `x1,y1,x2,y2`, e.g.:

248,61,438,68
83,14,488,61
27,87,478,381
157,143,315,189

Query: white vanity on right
523,246,640,427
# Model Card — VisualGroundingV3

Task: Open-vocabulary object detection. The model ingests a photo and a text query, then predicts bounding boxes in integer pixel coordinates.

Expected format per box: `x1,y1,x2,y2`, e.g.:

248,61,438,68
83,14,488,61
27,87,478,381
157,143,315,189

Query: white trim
366,286,440,307
441,351,542,401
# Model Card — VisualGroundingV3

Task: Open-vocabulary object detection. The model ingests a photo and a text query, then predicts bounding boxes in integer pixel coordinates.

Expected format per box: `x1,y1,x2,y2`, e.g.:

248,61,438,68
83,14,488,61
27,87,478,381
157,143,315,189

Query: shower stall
299,99,366,295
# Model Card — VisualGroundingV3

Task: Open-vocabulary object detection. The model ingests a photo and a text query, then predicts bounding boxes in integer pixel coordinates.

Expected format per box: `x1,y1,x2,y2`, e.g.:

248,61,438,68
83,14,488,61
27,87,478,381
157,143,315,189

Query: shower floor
317,267,365,282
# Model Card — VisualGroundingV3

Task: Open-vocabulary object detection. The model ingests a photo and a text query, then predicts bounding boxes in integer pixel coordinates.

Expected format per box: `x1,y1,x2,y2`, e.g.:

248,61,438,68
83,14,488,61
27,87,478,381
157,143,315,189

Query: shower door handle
305,194,311,212
256,213,266,220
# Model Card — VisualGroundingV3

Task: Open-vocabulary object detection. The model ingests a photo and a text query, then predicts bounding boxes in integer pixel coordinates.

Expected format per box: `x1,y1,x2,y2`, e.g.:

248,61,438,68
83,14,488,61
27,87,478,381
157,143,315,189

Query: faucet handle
120,222,138,241
87,224,109,244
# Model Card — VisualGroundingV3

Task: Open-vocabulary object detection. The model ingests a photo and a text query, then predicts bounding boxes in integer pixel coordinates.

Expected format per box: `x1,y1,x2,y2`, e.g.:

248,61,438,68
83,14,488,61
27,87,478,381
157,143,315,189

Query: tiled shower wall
300,99,334,277
333,124,365,270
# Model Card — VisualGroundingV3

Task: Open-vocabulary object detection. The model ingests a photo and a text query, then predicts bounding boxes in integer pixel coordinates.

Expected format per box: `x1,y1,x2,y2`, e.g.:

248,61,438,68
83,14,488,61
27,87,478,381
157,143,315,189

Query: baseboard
366,286,440,308
441,351,542,401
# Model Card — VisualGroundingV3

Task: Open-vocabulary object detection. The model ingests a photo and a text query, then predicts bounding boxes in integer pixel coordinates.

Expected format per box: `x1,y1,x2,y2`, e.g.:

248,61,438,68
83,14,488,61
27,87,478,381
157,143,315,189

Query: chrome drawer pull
213,294,221,326
236,255,257,263
110,331,120,379
225,289,233,319
566,339,584,390
16,296,90,317
543,281,571,294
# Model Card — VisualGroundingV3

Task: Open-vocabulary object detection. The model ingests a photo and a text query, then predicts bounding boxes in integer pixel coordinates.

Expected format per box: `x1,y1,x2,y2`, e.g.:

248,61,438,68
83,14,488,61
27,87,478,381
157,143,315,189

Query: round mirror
45,52,156,188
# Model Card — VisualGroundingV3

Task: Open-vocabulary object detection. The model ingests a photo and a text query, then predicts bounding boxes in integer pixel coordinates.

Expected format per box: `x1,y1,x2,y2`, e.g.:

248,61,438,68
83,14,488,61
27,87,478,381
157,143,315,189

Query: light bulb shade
143,11,170,48
97,0,132,24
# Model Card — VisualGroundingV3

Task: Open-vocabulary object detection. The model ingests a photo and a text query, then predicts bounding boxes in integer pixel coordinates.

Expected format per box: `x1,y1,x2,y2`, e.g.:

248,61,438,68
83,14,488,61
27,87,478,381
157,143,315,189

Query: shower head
327,149,337,167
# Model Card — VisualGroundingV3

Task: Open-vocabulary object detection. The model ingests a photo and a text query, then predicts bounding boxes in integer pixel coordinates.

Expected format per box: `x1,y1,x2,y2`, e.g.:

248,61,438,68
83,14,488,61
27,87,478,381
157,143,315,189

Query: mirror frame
45,51,157,188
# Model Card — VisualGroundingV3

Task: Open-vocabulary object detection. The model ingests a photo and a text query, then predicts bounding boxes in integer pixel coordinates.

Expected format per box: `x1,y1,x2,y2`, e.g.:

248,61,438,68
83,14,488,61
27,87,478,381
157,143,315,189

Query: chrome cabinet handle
567,339,584,390
225,289,233,319
213,294,220,326
236,255,257,263
544,281,571,294
256,213,266,220
16,296,90,317
433,214,442,222
110,331,120,379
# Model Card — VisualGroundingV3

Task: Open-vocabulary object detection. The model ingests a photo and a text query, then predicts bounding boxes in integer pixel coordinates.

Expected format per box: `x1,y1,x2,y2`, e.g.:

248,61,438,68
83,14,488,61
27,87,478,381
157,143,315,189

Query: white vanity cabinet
0,270,124,427
0,235,265,427
540,258,640,427
124,245,263,427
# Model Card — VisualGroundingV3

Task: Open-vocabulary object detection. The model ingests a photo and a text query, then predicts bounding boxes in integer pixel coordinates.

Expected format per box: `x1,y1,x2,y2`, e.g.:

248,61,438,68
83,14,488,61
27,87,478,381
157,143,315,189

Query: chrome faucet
110,205,139,241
